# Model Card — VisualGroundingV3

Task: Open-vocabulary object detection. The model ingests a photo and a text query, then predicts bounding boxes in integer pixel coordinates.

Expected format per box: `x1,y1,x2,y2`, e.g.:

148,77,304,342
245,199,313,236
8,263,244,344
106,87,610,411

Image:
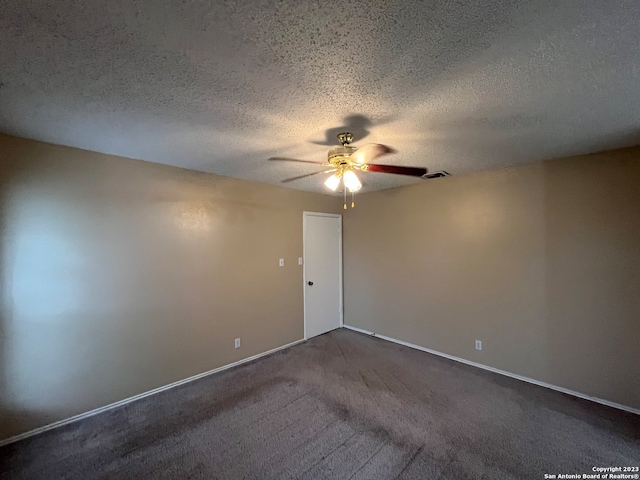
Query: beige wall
0,134,339,440
2,134,638,442
343,147,640,410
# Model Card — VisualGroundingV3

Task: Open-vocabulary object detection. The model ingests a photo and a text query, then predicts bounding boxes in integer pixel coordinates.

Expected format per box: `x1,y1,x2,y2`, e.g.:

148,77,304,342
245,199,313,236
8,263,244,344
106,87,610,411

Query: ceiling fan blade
350,144,395,164
364,164,427,177
268,157,325,165
281,169,336,183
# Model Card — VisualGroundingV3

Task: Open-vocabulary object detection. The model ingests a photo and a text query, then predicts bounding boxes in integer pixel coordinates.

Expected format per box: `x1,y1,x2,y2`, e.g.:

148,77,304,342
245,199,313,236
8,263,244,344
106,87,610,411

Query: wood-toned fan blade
281,169,335,183
268,157,325,165
350,144,394,164
365,164,427,177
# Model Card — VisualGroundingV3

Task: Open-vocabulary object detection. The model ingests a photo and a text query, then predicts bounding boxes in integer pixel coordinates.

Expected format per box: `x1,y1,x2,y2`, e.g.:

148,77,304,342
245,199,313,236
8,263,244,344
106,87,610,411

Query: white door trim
302,211,343,340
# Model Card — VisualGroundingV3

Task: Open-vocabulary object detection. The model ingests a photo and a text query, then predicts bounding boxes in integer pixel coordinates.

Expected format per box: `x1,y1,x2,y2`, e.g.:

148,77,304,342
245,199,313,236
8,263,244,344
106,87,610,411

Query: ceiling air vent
422,171,451,179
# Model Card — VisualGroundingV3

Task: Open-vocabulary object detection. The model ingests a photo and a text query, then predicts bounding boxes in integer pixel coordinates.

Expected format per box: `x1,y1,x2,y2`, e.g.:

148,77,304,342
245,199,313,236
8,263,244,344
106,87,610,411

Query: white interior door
303,212,342,339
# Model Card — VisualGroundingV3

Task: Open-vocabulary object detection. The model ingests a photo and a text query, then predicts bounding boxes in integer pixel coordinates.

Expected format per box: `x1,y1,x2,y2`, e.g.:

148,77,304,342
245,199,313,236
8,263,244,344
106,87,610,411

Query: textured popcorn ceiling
1,1,640,194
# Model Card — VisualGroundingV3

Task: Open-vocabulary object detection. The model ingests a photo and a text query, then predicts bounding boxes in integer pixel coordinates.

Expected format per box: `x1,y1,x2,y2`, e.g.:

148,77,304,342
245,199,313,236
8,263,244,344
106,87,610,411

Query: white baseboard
343,325,640,416
0,338,305,448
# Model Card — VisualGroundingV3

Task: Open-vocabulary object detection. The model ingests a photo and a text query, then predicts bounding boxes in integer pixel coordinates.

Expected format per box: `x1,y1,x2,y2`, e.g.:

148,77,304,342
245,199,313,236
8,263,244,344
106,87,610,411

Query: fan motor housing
328,145,357,166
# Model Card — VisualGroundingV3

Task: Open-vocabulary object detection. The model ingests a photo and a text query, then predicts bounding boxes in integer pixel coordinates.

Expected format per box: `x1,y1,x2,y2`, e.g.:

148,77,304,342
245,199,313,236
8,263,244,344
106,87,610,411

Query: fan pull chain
351,190,355,208
343,187,347,210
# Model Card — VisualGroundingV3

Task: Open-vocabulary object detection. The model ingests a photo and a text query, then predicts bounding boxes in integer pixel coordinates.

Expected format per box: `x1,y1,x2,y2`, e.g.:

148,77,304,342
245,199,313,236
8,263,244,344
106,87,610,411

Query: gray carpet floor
1,328,638,479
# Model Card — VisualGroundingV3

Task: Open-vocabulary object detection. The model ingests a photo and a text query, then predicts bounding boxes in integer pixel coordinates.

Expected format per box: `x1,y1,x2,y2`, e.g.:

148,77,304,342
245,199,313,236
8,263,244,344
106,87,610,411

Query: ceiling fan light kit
269,132,429,208
342,169,362,192
324,172,342,191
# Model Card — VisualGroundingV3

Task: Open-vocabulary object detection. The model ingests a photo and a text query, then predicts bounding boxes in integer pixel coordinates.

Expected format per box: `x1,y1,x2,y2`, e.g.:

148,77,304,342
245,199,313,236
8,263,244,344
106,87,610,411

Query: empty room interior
1,1,639,479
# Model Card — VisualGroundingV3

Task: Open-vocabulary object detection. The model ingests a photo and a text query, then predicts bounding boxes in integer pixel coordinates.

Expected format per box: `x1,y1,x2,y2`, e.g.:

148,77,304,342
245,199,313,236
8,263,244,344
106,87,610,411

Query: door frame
302,211,344,340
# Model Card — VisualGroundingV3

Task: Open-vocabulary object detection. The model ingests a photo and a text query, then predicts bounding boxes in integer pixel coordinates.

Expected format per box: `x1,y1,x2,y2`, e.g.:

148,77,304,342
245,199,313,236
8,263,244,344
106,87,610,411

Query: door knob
308,281,314,286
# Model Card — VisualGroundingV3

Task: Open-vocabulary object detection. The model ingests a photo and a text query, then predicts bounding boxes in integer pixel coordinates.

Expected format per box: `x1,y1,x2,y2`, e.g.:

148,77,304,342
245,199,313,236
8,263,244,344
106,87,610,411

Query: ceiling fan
269,132,428,208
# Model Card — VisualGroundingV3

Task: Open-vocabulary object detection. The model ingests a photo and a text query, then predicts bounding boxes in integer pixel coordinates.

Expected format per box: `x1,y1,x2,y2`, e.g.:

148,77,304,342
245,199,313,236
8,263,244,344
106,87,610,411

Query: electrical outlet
235,338,241,349
279,258,284,267
298,257,303,265
475,340,482,351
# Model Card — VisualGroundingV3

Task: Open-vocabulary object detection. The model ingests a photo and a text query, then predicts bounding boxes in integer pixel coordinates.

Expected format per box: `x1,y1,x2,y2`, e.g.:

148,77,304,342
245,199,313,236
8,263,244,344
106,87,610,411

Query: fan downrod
337,132,353,146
